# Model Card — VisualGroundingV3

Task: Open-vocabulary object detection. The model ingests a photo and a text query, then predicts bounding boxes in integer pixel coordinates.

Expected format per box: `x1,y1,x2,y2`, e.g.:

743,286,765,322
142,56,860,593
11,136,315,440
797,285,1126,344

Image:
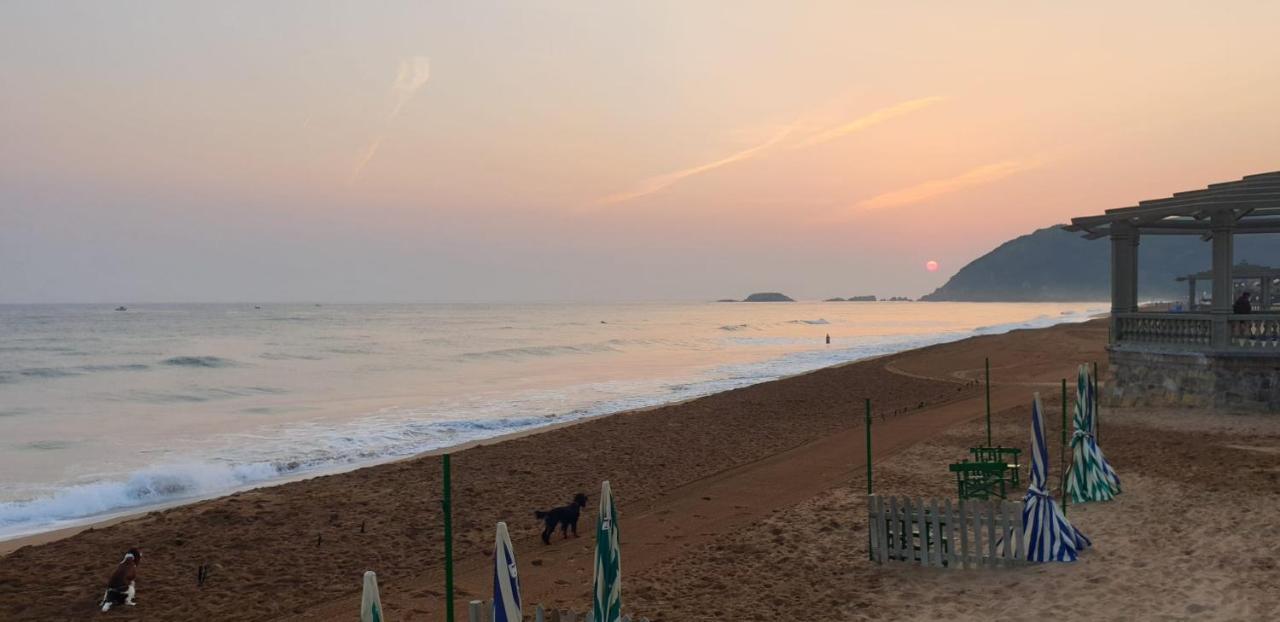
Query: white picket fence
466,600,649,622
867,495,1025,568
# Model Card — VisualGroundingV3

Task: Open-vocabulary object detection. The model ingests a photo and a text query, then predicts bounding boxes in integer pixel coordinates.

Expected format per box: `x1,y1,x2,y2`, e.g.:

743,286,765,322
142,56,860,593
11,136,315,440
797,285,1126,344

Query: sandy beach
2,318,1277,621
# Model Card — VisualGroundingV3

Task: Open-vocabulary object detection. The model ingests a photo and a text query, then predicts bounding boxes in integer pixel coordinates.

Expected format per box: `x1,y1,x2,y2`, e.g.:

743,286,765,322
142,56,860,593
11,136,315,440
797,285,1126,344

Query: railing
1114,313,1212,347
1231,315,1280,349
1115,312,1280,351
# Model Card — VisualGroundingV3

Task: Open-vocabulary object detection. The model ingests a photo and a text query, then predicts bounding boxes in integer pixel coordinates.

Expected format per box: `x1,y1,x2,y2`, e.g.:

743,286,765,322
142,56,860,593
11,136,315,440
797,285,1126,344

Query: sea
0,301,1102,540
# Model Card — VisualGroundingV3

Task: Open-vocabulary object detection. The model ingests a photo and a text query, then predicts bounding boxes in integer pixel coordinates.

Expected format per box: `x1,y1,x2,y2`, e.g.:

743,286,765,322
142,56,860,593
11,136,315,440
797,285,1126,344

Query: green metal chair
948,461,1010,500
968,446,1022,487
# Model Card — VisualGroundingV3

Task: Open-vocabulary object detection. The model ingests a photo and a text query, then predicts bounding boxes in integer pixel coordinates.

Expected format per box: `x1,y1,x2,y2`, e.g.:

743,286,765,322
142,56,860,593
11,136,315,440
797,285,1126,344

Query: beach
2,317,1277,620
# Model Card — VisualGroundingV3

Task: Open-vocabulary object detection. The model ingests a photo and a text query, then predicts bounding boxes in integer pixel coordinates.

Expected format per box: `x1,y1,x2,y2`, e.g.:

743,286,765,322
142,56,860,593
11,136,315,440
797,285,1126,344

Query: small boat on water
115,306,127,311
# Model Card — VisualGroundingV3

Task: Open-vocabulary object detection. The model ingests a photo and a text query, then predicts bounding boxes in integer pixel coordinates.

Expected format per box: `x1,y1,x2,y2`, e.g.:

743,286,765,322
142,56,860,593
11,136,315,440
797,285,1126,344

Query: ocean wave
324,347,378,355
0,345,82,354
125,386,288,404
259,352,324,361
788,319,830,325
78,364,150,373
20,440,74,451
161,356,239,368
0,364,150,384
0,414,557,538
718,324,752,331
457,343,620,361
16,367,81,379
0,462,285,535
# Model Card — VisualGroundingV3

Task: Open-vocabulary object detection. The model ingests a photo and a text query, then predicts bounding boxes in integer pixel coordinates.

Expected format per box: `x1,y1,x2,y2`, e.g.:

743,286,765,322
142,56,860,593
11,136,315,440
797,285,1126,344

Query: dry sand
3,318,1276,620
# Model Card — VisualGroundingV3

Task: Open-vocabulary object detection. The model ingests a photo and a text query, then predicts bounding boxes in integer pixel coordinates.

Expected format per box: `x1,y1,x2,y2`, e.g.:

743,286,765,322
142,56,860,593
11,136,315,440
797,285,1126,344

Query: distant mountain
921,225,1280,302
743,292,795,302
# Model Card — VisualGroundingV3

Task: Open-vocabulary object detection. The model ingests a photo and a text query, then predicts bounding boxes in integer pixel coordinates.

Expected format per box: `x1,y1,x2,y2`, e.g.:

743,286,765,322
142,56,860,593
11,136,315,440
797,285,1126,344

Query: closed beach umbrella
360,570,383,622
592,480,622,622
1066,364,1122,503
1022,393,1091,562
491,521,522,622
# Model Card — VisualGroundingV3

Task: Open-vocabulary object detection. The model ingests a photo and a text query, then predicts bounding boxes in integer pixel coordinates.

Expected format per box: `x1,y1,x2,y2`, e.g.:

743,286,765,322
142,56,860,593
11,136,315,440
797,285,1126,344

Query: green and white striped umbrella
1066,364,1121,503
360,570,383,622
591,480,622,622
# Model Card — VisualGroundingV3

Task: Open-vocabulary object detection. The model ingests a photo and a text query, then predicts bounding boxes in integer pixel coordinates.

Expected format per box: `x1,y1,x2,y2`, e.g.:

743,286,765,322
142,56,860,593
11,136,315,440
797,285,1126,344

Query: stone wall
1107,347,1280,412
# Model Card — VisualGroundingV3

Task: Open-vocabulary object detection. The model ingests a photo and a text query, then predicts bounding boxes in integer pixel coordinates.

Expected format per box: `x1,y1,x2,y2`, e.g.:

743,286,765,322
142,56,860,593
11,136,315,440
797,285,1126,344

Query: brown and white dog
98,548,141,612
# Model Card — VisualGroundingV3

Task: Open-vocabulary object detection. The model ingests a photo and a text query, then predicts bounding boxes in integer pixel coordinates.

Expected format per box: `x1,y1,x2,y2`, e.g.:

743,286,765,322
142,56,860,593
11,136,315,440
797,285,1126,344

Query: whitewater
0,301,1102,540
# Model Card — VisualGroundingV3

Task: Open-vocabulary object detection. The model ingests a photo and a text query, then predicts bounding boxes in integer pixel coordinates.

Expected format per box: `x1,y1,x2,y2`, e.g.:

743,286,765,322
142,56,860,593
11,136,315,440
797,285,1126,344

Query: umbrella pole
984,357,992,447
865,398,872,496
865,398,872,562
443,453,455,622
1093,361,1101,443
1060,378,1068,506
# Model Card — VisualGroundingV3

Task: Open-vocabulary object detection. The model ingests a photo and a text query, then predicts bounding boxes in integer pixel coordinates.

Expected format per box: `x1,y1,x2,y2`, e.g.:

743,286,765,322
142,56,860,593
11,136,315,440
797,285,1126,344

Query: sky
3,1,1280,303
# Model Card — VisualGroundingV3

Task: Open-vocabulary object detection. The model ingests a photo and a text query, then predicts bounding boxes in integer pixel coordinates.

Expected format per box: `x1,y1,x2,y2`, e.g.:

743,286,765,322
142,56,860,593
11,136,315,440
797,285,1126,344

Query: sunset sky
3,2,1280,303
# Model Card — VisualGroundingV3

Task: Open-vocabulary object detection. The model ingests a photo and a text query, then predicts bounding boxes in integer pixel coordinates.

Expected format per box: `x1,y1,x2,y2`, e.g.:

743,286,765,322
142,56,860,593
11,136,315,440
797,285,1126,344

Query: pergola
1176,262,1280,311
1064,171,1280,351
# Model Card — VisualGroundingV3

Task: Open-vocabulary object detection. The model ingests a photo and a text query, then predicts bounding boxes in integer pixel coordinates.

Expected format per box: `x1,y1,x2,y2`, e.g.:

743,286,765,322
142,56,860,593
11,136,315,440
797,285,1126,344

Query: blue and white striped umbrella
1066,364,1121,503
491,521,522,622
1022,393,1091,562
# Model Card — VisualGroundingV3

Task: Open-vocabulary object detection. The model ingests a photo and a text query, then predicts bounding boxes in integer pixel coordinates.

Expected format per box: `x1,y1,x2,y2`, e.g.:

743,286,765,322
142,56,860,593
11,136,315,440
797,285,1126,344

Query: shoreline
0,395,703,556
0,309,1101,551
1,317,1111,621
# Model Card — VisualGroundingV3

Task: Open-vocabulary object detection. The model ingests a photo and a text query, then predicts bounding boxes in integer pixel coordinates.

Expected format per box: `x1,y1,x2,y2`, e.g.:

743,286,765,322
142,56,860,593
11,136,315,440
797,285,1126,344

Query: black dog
534,493,588,544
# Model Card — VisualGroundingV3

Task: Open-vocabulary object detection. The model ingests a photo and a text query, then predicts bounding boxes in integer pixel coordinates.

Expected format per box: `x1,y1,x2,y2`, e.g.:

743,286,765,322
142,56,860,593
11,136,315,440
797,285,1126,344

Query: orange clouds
793,96,947,149
597,96,946,206
853,160,1040,211
597,125,795,206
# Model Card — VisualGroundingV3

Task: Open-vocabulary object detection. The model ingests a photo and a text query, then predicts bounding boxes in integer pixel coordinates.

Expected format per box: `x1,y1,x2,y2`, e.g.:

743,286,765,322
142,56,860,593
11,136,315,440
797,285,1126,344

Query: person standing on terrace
1233,291,1253,315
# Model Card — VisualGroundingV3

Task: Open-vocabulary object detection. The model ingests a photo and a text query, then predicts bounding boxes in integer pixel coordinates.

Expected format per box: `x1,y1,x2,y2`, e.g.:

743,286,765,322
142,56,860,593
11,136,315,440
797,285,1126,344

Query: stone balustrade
1115,312,1280,351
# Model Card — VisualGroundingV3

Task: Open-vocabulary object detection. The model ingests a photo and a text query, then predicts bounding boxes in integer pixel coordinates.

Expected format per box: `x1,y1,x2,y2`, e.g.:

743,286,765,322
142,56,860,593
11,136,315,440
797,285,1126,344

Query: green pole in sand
1093,360,1101,443
442,453,455,622
865,398,873,562
984,357,992,447
865,398,872,496
1060,378,1069,516
1061,378,1068,449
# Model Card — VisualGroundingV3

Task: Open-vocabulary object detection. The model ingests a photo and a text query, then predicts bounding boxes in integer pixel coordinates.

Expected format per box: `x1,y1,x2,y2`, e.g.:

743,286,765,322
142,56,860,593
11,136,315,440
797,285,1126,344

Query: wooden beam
1140,218,1280,231
1071,199,1280,229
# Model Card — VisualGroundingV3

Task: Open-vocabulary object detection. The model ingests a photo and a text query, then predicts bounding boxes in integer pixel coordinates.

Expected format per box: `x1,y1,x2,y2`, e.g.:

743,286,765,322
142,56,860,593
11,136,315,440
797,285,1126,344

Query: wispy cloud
349,56,430,185
349,137,384,185
596,95,944,206
794,96,947,149
853,160,1039,211
598,125,795,205
390,57,431,117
